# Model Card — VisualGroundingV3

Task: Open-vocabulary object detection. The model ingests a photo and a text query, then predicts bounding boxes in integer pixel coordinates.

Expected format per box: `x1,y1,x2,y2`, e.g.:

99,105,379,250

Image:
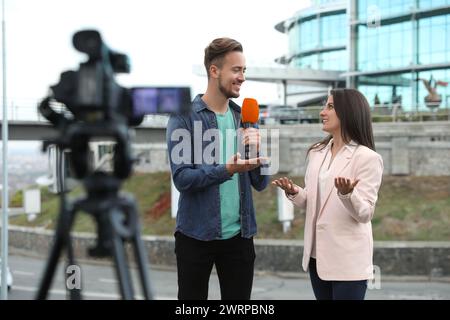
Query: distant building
275,0,450,112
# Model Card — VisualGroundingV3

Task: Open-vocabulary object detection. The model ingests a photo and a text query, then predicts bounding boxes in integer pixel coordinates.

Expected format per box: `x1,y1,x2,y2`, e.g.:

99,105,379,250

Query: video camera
39,29,191,182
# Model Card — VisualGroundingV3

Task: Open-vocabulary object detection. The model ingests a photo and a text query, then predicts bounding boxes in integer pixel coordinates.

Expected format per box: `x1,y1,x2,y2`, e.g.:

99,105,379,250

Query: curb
7,225,450,278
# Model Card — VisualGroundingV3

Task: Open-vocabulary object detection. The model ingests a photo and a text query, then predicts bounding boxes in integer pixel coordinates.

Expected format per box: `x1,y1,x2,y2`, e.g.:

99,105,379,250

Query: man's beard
218,76,239,99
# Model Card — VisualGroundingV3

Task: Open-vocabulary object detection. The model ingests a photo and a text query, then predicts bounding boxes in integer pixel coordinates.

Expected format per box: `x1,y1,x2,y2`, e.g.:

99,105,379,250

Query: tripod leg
36,202,76,300
65,234,82,300
126,201,153,299
36,230,65,299
131,232,154,300
109,209,135,300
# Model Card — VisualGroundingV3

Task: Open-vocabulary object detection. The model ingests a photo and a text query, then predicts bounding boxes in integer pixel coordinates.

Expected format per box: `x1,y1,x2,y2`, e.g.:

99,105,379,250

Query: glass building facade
286,6,347,71
276,0,450,112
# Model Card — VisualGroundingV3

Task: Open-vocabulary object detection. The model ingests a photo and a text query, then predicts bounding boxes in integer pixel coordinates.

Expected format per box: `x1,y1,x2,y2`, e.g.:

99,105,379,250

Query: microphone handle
242,122,253,160
242,122,252,129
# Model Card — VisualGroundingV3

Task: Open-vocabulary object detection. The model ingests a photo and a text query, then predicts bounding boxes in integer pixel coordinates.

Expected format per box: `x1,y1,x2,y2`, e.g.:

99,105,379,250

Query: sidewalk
6,251,450,300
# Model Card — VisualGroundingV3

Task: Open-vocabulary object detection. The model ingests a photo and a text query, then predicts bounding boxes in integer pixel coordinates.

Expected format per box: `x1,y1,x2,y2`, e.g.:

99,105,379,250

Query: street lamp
1,0,8,300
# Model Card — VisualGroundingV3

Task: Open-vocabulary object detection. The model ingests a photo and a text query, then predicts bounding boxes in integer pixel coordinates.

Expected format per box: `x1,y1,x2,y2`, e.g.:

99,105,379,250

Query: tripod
35,102,154,299
34,29,158,300
36,171,154,300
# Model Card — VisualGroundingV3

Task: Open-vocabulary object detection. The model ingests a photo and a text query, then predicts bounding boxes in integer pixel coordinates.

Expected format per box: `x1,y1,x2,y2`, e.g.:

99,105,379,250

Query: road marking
13,270,35,276
11,285,175,300
98,278,118,284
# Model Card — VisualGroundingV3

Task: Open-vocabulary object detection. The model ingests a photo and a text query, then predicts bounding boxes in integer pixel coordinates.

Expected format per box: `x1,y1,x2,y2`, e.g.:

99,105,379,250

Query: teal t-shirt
216,108,240,239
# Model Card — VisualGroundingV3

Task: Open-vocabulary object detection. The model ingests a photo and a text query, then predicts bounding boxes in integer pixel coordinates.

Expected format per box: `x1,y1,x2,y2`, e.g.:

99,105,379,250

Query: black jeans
175,232,255,300
309,258,367,300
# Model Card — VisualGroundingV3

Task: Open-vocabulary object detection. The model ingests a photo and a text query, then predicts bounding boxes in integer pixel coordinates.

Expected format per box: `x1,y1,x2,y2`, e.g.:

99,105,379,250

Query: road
4,253,450,300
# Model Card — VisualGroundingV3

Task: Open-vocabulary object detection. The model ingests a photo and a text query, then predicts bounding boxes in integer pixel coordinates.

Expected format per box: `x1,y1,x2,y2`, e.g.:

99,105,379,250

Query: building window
357,0,417,21
320,13,347,47
418,15,450,65
357,21,413,71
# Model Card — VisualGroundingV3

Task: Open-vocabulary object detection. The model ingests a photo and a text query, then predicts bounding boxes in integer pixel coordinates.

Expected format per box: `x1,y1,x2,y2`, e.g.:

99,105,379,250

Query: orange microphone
241,98,259,129
241,98,260,159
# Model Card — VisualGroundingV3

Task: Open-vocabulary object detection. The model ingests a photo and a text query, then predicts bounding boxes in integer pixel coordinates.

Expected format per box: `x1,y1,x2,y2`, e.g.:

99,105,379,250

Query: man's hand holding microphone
225,98,268,176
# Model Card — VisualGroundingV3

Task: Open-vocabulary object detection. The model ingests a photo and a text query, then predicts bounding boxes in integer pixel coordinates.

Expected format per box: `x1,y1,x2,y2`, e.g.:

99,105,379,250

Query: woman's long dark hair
308,88,375,154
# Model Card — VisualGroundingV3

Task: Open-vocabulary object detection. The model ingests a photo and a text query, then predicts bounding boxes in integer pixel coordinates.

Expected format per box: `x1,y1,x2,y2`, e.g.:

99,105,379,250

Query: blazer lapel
307,146,329,221
318,145,358,217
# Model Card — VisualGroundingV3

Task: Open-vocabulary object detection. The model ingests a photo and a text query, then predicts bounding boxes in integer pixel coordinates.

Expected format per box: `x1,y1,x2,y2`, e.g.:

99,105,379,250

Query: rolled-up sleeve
286,186,307,209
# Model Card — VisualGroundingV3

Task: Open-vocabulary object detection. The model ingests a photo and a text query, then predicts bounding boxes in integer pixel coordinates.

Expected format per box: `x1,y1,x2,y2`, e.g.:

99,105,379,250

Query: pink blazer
288,142,383,281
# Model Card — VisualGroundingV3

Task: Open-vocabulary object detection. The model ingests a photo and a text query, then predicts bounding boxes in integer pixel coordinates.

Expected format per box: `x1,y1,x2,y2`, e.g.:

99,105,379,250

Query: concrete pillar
24,189,41,222
170,178,179,219
277,188,294,233
346,0,357,89
278,137,292,173
391,137,410,175
282,80,287,105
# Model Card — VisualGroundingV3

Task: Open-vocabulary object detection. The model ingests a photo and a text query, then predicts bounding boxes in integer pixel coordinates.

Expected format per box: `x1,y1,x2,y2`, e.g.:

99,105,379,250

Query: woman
273,88,383,300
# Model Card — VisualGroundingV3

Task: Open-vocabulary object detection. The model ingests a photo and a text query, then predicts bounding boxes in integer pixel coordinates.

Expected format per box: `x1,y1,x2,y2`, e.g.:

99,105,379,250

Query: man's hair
204,38,243,78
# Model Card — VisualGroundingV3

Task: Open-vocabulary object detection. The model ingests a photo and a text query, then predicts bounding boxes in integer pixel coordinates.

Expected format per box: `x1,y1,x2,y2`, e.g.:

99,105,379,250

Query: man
166,38,269,300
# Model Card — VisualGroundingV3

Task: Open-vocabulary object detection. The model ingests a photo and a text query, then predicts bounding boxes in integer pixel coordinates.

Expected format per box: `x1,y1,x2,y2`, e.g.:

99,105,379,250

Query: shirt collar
344,140,359,152
192,94,241,114
326,138,358,152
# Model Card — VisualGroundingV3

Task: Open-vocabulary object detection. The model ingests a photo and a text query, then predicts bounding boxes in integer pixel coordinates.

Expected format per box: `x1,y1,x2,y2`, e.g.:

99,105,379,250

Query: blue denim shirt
166,94,269,241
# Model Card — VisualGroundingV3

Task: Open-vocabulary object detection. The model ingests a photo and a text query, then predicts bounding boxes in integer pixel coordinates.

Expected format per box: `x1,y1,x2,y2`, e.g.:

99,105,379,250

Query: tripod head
40,97,134,181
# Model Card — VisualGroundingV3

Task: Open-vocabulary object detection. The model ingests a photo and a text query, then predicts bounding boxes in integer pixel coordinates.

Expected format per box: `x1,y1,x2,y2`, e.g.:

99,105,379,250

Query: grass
9,173,450,241
372,176,450,241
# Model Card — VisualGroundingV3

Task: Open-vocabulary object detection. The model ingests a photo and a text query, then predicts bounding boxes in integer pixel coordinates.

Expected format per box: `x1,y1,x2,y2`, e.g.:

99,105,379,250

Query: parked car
259,104,316,124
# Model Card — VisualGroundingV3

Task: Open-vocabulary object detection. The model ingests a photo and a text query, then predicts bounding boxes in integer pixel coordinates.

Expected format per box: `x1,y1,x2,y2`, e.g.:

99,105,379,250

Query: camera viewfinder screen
132,87,191,116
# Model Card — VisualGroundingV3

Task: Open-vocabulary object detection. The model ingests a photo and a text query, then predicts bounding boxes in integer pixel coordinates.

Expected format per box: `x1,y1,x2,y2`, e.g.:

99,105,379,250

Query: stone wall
133,121,450,176
268,121,450,176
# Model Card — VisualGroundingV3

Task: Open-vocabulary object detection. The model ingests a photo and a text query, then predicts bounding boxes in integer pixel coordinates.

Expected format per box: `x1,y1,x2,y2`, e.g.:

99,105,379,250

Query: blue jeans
309,258,367,300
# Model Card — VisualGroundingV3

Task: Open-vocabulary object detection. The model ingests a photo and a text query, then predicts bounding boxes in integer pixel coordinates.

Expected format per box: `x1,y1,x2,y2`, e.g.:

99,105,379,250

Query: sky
3,0,311,110
1,0,311,151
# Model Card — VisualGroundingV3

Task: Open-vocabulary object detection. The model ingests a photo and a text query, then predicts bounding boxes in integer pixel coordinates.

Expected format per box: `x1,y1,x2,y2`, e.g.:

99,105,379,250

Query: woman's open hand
272,177,299,196
334,177,359,195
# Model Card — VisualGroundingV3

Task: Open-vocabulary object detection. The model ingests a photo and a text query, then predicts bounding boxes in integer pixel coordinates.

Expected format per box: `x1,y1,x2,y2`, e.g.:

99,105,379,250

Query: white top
310,139,357,258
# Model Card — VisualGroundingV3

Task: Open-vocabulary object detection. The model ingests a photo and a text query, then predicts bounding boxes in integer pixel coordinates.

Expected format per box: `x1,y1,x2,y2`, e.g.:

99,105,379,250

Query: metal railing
0,101,170,125
2,102,42,121
0,100,70,122
2,101,450,123
260,105,450,124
